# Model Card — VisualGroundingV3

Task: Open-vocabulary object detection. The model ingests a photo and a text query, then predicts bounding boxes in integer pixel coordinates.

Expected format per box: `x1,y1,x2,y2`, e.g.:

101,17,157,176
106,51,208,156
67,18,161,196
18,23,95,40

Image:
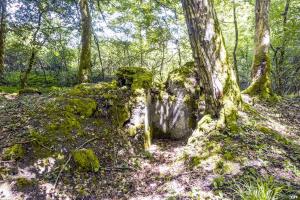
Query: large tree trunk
181,0,241,130
78,0,92,83
243,0,272,98
0,0,7,82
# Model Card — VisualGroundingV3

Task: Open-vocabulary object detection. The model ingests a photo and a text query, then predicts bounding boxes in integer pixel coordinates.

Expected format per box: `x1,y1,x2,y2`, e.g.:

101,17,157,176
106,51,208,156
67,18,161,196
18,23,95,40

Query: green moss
0,86,19,93
116,67,153,91
189,156,201,168
168,62,195,87
3,144,25,160
43,97,97,139
256,125,291,145
64,98,97,118
213,176,225,189
223,151,234,161
128,125,144,137
111,104,130,127
15,178,36,190
72,149,100,172
243,52,273,99
144,129,152,149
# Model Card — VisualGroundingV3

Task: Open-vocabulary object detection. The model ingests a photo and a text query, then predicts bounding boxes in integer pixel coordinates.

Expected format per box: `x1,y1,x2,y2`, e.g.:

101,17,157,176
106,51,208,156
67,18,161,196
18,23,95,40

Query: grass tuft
235,177,283,200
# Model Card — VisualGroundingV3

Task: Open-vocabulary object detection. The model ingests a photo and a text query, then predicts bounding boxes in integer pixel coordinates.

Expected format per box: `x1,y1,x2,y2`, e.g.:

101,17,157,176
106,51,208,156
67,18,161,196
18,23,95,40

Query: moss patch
15,178,37,191
72,149,100,172
65,98,97,118
3,144,25,160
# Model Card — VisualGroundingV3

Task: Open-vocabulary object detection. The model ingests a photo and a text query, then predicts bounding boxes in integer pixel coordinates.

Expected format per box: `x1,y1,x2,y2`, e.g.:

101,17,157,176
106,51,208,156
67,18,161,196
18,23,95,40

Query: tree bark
244,0,272,98
0,0,7,82
233,0,240,85
78,0,92,83
181,0,241,130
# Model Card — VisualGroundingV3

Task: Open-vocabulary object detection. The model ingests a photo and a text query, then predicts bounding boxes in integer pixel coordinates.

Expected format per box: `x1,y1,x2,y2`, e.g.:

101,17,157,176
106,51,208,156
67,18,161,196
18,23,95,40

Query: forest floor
0,91,299,199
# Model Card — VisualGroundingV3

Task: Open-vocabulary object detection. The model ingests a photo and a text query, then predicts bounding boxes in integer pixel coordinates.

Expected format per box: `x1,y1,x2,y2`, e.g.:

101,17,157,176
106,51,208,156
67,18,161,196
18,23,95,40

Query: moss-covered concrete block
116,67,153,91
72,148,100,172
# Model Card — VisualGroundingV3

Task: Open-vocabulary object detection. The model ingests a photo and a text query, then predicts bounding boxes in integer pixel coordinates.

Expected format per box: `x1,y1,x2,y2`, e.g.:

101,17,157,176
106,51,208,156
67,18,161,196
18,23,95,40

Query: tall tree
181,0,241,130
78,0,92,83
244,0,272,98
0,0,7,82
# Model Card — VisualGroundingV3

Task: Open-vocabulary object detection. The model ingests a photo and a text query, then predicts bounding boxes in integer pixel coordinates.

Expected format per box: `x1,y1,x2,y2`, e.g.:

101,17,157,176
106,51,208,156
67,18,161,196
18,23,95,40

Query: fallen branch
54,154,72,188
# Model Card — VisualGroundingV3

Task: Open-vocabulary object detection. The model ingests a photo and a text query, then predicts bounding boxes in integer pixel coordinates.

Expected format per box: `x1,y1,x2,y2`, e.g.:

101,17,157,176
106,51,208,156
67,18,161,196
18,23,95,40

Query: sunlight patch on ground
34,157,56,174
0,182,13,199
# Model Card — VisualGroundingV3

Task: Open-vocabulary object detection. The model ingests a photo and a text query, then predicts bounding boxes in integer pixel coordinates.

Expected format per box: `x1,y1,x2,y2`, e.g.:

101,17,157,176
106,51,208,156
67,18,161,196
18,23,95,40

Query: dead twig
54,154,72,188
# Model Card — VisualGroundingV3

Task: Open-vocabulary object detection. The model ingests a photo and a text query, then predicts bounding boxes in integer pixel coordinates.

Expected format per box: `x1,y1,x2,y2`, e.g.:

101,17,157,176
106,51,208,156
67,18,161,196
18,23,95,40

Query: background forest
0,0,299,93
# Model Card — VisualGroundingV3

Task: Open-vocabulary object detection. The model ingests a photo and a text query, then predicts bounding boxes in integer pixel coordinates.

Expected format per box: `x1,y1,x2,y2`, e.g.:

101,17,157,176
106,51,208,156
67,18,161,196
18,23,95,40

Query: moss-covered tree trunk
78,0,92,83
243,0,272,98
0,0,7,82
181,0,241,130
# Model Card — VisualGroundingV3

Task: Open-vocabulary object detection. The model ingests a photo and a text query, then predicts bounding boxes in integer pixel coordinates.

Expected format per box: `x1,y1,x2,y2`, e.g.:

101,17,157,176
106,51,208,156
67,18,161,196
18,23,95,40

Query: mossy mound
62,97,97,118
15,178,37,190
43,97,97,140
72,149,100,172
3,144,25,160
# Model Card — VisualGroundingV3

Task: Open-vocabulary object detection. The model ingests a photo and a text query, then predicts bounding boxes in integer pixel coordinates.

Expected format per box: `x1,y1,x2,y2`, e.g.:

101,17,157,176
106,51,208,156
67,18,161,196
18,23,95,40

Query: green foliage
3,144,25,161
19,87,41,95
72,149,100,172
236,177,283,200
0,86,19,93
256,125,291,145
